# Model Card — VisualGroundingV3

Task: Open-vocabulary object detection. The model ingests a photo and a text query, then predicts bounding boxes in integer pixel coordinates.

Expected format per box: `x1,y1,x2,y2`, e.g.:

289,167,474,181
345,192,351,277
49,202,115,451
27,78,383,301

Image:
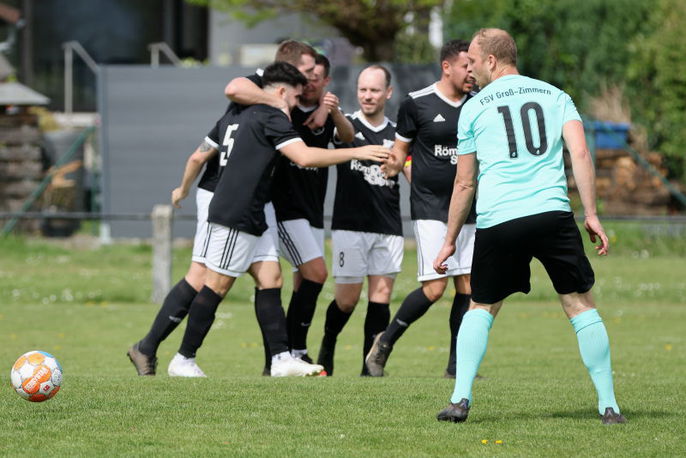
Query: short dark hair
262,61,308,88
357,64,392,88
274,40,317,66
315,53,331,78
440,39,470,63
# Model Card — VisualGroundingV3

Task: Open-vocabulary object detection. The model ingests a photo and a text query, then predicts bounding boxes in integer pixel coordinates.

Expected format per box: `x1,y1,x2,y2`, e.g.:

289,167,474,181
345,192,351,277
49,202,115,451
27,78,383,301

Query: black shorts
471,211,595,304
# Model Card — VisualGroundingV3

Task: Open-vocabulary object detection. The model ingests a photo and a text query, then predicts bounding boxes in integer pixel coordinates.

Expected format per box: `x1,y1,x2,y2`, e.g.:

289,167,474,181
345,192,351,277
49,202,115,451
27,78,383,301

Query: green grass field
1,224,685,456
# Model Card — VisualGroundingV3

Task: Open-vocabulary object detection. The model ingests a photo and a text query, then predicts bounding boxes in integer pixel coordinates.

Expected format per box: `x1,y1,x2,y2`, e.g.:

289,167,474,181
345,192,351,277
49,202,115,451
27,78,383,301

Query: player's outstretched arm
171,141,218,208
381,139,410,178
563,120,609,255
224,77,288,114
281,141,389,168
434,153,477,274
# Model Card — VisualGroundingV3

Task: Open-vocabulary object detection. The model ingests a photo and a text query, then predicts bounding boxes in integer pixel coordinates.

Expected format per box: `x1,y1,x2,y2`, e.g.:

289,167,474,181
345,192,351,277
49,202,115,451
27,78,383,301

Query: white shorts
252,202,279,263
191,188,213,264
276,218,324,270
332,230,403,284
204,204,280,277
414,220,475,281
204,223,258,277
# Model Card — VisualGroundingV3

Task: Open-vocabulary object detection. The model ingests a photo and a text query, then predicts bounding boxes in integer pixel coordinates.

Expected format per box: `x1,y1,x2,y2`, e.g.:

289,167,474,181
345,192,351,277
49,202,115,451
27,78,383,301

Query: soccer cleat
296,352,314,364
436,398,470,423
262,366,271,376
271,352,324,377
167,353,207,377
317,339,335,376
600,407,627,425
365,332,392,377
127,342,157,376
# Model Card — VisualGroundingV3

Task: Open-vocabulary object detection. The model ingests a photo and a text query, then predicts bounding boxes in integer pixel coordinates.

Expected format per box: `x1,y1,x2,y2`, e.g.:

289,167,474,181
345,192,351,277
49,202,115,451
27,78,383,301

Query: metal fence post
151,204,173,304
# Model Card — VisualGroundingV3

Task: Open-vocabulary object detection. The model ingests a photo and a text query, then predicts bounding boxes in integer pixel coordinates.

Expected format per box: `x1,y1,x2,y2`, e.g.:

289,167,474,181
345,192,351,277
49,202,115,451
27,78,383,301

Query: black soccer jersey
207,104,302,236
331,112,402,236
271,104,335,228
396,83,476,224
197,71,264,193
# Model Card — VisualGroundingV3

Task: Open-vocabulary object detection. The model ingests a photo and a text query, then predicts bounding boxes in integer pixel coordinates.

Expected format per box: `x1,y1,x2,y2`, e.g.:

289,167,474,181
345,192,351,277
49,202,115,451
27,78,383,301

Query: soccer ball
10,351,63,402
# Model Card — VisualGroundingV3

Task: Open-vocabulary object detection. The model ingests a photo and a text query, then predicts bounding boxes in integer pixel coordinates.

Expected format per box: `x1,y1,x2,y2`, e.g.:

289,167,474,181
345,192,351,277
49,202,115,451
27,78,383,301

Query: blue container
586,121,630,149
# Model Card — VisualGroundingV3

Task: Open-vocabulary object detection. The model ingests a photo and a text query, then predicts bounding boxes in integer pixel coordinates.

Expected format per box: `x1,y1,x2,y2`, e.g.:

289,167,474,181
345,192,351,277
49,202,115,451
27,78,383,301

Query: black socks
287,279,324,351
383,288,435,346
446,293,470,376
255,287,290,359
362,301,390,375
139,278,197,356
321,300,353,347
178,286,223,358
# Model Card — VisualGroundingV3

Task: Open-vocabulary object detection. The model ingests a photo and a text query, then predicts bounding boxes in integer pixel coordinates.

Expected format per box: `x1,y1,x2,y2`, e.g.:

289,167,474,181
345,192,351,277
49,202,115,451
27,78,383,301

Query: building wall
98,64,440,238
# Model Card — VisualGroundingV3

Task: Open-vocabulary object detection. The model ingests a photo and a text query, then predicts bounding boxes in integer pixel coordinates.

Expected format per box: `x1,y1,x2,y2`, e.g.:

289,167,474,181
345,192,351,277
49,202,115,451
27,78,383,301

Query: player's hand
584,214,609,256
433,242,456,274
171,187,187,208
303,104,328,130
321,92,340,113
381,152,402,178
354,145,390,162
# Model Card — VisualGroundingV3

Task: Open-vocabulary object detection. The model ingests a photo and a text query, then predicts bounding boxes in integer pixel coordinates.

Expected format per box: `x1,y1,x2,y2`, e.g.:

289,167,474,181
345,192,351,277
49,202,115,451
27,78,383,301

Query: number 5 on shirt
220,124,239,166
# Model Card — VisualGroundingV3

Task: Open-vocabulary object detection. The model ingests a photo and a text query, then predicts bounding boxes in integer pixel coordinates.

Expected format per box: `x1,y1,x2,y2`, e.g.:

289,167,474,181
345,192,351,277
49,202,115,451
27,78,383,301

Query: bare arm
381,139,411,178
402,155,412,183
563,120,609,255
323,92,354,143
433,153,478,274
171,141,218,208
280,140,389,168
224,76,288,112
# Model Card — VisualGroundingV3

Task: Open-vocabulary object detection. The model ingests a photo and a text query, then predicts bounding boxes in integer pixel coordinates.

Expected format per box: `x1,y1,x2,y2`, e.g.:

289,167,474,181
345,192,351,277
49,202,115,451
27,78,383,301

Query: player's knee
256,276,283,290
423,282,446,302
336,300,357,313
302,266,327,284
369,286,392,304
185,263,206,291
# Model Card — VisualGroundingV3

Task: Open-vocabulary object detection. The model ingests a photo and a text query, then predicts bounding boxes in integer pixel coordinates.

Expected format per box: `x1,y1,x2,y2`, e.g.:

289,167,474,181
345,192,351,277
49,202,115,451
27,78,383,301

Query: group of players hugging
127,38,475,381
126,30,626,425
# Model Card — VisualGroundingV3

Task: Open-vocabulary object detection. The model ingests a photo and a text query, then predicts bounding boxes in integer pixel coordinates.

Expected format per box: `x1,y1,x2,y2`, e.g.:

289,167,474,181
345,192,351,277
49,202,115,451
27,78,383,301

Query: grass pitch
0,227,684,456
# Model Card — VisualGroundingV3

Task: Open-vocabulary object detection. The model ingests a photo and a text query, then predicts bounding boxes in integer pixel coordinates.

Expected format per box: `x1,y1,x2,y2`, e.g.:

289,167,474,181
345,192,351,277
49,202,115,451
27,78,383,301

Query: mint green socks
571,309,620,415
450,309,493,404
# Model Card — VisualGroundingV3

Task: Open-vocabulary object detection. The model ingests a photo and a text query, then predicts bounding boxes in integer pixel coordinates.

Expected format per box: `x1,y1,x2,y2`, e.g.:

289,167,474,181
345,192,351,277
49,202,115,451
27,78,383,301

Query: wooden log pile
566,148,675,215
0,112,44,232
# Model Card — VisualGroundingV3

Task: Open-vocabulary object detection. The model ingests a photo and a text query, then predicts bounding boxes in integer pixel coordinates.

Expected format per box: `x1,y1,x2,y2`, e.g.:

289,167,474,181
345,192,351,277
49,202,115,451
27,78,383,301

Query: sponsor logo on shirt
434,145,458,164
350,160,396,188
432,114,446,122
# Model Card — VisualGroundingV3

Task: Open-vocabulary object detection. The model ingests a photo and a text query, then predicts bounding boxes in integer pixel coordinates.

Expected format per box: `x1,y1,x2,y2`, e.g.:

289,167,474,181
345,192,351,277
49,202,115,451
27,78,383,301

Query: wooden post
151,204,173,304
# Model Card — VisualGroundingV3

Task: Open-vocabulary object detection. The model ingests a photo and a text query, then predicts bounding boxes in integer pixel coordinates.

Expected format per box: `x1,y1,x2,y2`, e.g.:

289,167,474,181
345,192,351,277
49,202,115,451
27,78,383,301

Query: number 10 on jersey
497,102,548,158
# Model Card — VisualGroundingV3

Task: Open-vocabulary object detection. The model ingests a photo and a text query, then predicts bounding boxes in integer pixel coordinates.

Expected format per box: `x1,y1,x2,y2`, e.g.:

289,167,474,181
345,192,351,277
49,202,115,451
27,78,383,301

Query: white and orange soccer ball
10,351,63,402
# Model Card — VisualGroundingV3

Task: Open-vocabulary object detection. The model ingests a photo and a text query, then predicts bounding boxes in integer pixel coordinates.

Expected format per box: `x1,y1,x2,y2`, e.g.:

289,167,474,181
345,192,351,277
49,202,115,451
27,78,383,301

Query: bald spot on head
472,28,517,67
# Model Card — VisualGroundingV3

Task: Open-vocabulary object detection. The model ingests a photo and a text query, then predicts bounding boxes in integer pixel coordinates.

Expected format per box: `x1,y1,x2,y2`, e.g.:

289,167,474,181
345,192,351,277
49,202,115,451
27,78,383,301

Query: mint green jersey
457,74,581,228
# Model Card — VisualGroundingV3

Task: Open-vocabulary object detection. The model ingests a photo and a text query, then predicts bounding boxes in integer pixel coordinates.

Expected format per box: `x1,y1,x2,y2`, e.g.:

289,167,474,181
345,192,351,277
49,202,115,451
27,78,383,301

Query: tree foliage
187,0,444,61
626,0,686,178
445,0,652,104
445,0,685,181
